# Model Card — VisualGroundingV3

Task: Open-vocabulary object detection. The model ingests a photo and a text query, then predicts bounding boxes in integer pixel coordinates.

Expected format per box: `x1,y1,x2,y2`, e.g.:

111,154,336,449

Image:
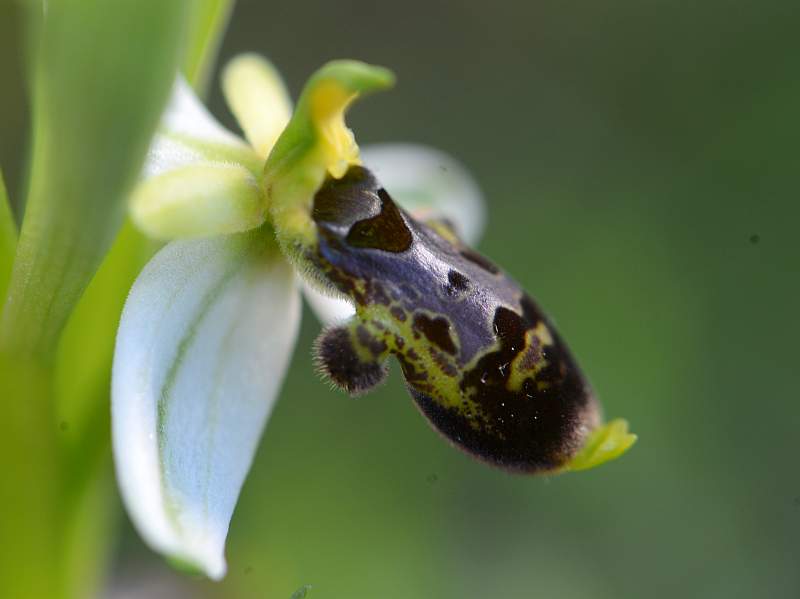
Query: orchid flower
112,54,635,579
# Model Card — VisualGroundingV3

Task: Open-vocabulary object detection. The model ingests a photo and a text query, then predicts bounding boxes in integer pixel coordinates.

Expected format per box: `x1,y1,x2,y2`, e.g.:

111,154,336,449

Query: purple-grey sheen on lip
310,166,599,473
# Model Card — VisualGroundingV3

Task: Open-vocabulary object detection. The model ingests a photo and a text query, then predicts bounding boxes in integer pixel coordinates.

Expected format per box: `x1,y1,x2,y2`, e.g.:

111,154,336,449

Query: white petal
161,77,243,147
222,54,292,160
143,77,260,178
361,143,486,245
301,281,355,326
112,233,300,579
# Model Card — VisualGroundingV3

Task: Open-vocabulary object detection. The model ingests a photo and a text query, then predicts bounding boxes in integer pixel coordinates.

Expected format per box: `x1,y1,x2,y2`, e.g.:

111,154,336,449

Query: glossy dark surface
310,166,598,472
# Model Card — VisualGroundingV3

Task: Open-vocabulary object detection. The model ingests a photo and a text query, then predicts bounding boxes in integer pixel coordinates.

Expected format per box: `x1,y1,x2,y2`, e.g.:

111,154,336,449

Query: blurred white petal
112,233,300,579
143,77,261,178
131,164,264,240
222,54,292,160
302,282,355,326
361,143,486,245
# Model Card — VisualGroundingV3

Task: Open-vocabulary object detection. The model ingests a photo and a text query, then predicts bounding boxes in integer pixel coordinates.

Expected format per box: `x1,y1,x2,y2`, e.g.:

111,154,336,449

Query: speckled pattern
310,166,599,473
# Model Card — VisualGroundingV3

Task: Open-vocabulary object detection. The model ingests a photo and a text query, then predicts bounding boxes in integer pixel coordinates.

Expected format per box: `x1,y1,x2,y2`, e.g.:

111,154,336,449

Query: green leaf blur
0,0,187,359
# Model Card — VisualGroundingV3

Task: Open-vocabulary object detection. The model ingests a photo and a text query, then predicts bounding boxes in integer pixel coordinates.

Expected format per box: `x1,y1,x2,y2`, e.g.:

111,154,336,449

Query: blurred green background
2,0,799,597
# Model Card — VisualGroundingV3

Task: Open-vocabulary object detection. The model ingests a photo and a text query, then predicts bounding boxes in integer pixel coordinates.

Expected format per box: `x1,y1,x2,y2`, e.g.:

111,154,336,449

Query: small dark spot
460,248,500,274
368,280,392,305
426,473,439,484
59,421,69,432
749,233,760,245
390,305,407,322
413,314,457,355
439,164,448,172
244,565,253,575
446,270,470,294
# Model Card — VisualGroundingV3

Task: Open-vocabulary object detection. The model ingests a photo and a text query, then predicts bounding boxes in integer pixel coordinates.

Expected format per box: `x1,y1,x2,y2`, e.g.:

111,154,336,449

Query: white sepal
143,77,261,179
112,233,300,579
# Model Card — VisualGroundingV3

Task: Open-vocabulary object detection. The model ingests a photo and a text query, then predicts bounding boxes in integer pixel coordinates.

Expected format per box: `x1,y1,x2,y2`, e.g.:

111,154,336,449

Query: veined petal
112,232,300,579
302,144,486,326
143,77,262,179
361,143,486,246
131,164,264,240
222,54,292,160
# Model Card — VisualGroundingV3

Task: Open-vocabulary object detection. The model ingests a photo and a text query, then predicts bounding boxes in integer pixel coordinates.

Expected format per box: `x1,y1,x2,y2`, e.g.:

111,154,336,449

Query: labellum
310,166,603,473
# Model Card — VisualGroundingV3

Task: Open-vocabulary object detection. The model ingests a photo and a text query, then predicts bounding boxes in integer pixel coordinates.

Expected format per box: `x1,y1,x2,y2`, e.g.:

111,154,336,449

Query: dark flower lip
309,166,634,474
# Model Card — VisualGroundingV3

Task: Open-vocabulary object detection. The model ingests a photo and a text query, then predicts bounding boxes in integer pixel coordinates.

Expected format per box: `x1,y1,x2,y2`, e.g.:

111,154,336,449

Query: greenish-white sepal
143,77,258,178
361,143,486,245
112,232,300,579
222,54,292,160
131,164,264,240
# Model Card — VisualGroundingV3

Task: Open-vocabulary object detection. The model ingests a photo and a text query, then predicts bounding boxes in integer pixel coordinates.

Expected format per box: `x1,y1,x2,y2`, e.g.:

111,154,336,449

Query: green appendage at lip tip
563,418,637,472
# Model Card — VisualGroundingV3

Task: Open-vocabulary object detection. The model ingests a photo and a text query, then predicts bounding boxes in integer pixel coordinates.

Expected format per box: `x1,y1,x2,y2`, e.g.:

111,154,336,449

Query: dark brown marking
346,189,412,252
447,270,470,293
356,325,387,358
429,347,459,377
413,314,457,355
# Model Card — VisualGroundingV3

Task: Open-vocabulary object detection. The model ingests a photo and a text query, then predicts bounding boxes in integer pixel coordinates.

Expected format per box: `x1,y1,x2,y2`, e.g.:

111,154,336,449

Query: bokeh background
2,1,799,597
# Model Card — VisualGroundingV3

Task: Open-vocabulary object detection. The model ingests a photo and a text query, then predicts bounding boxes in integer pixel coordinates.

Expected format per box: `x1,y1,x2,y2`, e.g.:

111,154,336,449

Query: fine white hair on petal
143,76,251,178
361,143,486,246
112,233,300,579
161,77,244,148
